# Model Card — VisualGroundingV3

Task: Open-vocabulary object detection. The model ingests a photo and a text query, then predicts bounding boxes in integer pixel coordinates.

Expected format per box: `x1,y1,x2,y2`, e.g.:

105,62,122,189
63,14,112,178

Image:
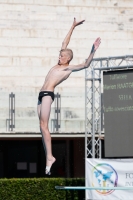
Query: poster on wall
86,158,133,200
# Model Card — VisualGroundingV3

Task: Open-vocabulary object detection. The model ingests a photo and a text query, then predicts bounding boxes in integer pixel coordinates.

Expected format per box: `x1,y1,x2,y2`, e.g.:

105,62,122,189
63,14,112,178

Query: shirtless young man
37,18,101,175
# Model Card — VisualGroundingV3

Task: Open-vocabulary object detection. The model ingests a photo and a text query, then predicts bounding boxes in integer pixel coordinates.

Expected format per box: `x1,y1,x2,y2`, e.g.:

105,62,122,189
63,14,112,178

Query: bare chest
49,68,71,80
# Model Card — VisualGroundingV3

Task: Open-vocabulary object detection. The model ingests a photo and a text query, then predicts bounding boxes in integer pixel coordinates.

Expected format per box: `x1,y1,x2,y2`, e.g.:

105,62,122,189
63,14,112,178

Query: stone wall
0,0,133,132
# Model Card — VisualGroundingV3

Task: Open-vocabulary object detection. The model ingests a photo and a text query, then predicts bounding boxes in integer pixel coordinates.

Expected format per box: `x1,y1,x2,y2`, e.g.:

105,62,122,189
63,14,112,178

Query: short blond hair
60,48,73,62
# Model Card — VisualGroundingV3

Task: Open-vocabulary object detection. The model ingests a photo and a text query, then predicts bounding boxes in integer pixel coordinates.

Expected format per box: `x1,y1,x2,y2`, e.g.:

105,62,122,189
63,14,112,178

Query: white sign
86,158,133,200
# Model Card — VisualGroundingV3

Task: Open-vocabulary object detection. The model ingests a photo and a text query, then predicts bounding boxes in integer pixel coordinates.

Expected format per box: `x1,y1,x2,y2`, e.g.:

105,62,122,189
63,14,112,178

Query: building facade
0,0,133,177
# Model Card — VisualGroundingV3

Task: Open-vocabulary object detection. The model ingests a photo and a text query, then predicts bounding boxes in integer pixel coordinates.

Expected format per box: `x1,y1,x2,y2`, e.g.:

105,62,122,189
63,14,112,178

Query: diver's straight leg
39,96,56,175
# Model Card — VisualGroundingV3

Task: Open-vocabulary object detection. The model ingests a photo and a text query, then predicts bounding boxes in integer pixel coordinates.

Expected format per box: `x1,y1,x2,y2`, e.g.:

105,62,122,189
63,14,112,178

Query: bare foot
45,157,56,175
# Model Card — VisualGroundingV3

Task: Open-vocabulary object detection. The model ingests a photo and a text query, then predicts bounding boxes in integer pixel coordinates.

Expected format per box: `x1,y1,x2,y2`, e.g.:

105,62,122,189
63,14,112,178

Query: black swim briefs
38,91,54,103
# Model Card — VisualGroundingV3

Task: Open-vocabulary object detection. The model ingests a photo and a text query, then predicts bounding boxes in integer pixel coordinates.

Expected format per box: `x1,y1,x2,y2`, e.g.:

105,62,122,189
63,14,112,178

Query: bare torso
40,65,72,92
